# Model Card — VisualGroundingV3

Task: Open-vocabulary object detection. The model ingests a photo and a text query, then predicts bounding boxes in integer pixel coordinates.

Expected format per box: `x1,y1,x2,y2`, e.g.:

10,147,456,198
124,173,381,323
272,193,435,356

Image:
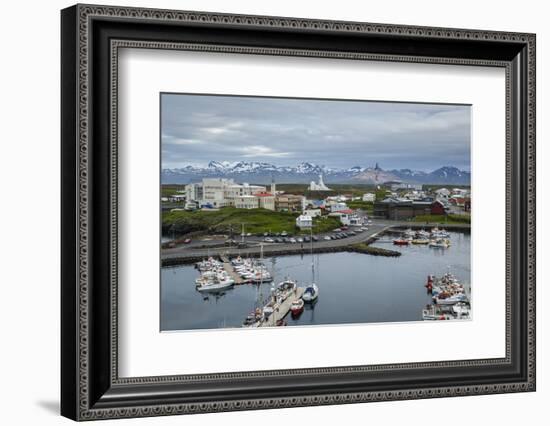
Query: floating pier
259,287,305,327
222,259,245,285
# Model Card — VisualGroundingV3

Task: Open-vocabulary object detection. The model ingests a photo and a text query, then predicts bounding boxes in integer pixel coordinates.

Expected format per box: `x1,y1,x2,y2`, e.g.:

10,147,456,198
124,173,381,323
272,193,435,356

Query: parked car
289,238,297,243
264,237,274,243
304,236,310,243
281,231,288,236
341,226,349,230
297,237,303,243
324,235,332,240
183,238,192,244
312,236,319,242
275,238,283,243
333,228,342,232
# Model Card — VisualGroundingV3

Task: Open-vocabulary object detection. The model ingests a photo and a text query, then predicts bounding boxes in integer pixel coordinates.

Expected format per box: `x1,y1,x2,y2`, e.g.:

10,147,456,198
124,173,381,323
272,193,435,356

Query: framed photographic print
61,4,536,421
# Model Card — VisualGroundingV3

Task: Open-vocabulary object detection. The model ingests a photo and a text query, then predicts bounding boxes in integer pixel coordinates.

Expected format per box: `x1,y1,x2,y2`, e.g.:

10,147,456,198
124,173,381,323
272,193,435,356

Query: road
162,222,390,264
161,219,471,265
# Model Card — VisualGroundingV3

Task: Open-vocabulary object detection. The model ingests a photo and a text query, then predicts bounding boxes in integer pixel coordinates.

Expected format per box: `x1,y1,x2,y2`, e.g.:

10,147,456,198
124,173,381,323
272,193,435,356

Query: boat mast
310,228,315,283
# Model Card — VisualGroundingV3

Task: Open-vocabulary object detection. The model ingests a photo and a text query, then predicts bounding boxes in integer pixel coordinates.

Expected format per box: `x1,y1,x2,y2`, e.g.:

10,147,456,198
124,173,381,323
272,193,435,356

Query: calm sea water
160,231,470,331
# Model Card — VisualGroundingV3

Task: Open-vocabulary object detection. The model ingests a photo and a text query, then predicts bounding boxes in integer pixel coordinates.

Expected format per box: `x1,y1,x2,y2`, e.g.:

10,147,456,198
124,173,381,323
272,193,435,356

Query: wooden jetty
259,287,305,327
222,260,245,285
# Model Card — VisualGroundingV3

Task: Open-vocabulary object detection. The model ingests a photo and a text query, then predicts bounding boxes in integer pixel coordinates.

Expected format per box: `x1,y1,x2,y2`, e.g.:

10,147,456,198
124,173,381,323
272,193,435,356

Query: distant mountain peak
162,161,470,185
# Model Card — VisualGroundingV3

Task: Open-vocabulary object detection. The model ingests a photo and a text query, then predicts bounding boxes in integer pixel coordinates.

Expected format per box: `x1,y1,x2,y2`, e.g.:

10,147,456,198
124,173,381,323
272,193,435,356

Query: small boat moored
290,298,305,316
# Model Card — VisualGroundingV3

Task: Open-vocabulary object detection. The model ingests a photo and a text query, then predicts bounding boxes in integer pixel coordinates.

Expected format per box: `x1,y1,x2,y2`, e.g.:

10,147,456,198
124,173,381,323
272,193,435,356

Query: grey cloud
161,94,470,171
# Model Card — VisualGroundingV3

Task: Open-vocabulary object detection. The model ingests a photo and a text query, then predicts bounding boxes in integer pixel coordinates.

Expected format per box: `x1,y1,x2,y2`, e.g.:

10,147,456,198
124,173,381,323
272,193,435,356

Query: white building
362,193,376,202
234,195,259,209
296,214,313,229
329,202,348,213
309,174,331,191
303,208,322,217
329,210,361,226
185,178,266,208
434,188,451,199
256,193,276,211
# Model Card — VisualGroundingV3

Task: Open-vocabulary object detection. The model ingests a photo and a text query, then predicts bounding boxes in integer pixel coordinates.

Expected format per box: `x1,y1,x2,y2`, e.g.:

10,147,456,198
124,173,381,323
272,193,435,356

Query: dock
259,287,305,327
222,259,245,285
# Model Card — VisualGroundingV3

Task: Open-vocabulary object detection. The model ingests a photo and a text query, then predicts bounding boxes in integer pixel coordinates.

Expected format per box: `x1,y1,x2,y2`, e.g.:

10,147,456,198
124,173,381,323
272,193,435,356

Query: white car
264,237,274,243
297,238,303,243
323,235,332,241
289,238,297,243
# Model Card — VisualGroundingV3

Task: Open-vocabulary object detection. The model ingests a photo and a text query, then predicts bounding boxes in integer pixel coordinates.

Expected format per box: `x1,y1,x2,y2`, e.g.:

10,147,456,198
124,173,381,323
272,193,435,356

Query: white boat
196,277,235,292
434,293,468,305
452,302,471,318
422,305,451,320
302,283,319,302
429,238,451,248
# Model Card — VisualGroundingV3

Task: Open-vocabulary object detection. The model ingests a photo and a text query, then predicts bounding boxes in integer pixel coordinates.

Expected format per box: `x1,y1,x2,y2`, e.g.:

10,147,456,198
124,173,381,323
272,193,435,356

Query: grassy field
346,200,374,212
413,214,471,225
162,207,341,236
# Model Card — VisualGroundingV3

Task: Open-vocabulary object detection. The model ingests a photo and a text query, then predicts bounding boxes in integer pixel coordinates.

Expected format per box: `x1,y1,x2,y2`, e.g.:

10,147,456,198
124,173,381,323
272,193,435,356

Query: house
449,197,466,207
275,194,304,212
328,209,361,226
304,208,322,218
362,193,376,202
434,188,451,199
254,192,275,211
296,214,313,229
431,200,447,215
329,202,348,213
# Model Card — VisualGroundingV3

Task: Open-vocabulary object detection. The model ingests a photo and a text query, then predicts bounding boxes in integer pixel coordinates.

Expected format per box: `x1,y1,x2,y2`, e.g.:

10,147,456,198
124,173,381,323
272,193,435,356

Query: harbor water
161,231,471,331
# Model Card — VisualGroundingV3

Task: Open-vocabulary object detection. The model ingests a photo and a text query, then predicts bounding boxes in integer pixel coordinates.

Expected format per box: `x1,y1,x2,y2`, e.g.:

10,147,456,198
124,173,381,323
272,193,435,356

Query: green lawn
162,207,341,236
346,200,374,212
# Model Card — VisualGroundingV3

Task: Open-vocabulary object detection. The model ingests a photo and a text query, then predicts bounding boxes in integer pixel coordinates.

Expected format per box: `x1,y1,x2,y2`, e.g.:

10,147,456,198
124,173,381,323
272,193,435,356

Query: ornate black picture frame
61,4,536,421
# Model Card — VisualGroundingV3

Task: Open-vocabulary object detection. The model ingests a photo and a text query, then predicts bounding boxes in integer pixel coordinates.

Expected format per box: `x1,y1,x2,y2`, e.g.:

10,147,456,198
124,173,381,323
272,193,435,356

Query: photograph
160,93,472,331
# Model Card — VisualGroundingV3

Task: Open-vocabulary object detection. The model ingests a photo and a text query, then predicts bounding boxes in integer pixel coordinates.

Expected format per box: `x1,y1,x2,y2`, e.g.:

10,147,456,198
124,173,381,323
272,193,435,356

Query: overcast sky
161,93,471,171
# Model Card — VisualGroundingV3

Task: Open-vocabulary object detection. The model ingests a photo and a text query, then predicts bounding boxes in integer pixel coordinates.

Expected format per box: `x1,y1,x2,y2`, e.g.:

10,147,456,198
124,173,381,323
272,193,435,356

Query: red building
430,200,446,215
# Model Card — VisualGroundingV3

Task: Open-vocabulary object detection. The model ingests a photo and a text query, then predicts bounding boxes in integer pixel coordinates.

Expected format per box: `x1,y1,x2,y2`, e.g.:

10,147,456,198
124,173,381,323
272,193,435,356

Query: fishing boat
290,298,305,315
416,229,431,238
411,238,430,245
429,238,450,248
196,276,235,293
431,227,450,238
452,302,471,319
403,228,416,238
422,305,452,320
393,239,410,246
433,292,468,305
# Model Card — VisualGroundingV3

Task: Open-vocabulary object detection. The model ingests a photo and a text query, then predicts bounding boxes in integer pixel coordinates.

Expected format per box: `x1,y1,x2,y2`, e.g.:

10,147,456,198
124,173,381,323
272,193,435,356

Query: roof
254,192,274,197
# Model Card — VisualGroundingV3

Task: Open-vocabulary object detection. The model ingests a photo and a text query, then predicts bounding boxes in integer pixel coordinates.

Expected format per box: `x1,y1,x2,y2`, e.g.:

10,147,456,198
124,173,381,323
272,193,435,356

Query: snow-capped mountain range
161,161,470,185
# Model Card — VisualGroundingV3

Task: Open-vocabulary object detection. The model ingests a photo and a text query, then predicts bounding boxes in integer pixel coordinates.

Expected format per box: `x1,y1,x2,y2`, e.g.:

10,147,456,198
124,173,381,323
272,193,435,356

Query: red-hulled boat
290,298,305,316
393,239,410,246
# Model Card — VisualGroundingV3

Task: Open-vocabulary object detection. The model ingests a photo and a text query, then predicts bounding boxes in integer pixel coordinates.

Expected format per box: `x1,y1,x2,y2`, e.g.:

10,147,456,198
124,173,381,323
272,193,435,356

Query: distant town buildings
362,193,376,202
390,182,423,191
309,174,331,191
